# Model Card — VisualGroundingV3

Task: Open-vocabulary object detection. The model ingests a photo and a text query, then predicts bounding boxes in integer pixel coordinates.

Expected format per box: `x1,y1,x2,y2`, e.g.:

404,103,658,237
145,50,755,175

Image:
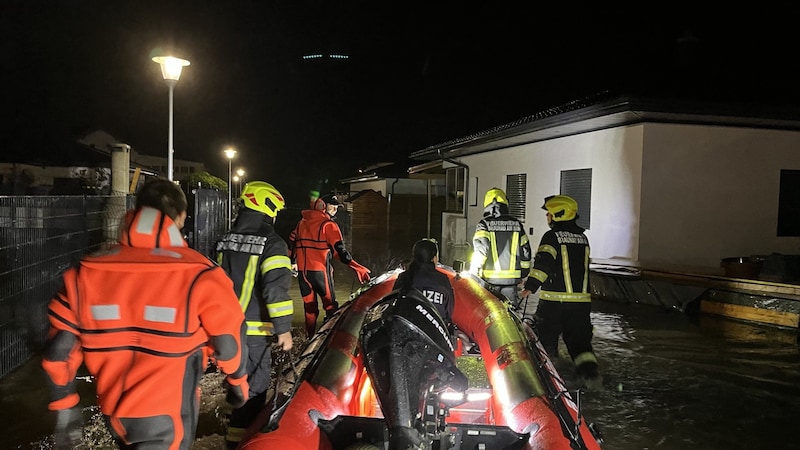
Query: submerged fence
0,189,227,379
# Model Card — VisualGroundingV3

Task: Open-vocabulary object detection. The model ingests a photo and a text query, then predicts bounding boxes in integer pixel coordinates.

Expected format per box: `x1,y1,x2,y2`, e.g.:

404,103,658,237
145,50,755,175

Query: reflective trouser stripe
540,291,591,302
574,351,598,367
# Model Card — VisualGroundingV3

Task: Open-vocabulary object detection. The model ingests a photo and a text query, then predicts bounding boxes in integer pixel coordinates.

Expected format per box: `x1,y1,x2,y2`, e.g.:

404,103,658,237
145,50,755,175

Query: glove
53,406,83,450
224,375,250,409
348,260,371,284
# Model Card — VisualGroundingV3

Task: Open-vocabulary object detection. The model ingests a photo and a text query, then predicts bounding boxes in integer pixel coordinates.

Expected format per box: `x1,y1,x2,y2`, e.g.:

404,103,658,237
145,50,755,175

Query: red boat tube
241,268,602,450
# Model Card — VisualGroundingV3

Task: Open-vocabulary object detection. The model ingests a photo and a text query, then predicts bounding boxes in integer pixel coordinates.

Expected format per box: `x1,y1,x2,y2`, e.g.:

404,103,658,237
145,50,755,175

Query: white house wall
460,125,645,267
640,123,800,272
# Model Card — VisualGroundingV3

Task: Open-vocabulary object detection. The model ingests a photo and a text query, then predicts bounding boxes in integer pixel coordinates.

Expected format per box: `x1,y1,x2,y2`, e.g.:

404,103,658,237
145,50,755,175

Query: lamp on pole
224,147,237,227
236,168,245,197
152,55,190,181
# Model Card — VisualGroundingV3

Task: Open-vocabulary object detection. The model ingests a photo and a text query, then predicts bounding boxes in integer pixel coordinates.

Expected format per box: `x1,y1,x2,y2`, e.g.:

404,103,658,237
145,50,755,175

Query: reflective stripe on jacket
471,212,532,286
216,208,294,337
288,208,352,272
43,207,248,434
526,220,591,303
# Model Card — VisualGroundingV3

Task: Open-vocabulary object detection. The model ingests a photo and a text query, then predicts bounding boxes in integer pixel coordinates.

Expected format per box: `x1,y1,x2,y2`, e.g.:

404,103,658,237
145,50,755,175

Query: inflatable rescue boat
240,265,603,450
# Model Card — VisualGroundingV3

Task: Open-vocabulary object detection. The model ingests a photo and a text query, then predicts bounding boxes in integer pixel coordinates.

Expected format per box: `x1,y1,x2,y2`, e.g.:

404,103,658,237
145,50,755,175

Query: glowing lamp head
152,56,190,81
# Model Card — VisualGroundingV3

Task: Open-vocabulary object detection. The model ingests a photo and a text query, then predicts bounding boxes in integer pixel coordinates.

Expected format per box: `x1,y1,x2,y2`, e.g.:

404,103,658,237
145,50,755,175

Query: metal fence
0,189,228,379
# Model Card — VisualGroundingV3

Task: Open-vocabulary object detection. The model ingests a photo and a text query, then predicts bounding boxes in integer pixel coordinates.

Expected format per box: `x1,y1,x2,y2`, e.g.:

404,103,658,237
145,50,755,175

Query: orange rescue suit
42,207,249,450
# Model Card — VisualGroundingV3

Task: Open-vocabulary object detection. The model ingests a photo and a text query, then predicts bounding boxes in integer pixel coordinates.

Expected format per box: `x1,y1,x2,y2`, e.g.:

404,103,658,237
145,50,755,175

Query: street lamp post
236,168,245,197
224,147,237,228
152,55,190,181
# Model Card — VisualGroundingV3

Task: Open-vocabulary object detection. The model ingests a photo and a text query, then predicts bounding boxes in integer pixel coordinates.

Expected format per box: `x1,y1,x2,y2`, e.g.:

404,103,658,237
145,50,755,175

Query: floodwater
578,300,800,450
2,275,799,449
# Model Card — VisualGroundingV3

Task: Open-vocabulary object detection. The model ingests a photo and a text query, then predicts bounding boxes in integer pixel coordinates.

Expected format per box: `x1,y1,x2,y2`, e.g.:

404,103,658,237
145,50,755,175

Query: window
777,169,800,236
506,173,526,221
445,166,466,213
560,168,592,229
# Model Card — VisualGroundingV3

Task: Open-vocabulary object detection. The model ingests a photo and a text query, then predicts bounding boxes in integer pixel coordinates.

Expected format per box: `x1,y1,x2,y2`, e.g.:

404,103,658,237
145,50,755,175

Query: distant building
1,130,204,194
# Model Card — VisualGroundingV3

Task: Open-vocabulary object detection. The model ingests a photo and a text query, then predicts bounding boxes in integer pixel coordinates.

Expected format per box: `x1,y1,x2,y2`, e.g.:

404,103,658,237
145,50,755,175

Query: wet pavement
2,265,799,449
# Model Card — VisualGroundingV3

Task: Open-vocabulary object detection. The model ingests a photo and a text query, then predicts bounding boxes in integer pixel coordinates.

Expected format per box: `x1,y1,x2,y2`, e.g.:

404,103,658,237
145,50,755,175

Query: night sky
3,1,799,200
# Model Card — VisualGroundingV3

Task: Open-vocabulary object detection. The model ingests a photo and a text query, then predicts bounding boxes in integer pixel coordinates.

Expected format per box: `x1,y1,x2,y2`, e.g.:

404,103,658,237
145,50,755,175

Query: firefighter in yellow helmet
521,195,602,390
216,181,295,449
469,187,532,306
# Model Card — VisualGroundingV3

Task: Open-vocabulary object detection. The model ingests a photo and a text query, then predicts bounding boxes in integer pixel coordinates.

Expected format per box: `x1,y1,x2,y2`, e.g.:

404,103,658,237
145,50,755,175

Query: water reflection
580,300,800,450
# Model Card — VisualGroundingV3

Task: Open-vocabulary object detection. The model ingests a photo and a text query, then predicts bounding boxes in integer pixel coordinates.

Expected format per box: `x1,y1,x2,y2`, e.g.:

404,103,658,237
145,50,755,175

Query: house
1,130,204,194
340,161,447,265
407,94,800,328
2,131,153,194
408,94,800,275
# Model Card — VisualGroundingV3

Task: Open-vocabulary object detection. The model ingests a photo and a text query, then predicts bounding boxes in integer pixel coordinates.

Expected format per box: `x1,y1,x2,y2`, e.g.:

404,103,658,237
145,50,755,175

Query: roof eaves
409,93,800,161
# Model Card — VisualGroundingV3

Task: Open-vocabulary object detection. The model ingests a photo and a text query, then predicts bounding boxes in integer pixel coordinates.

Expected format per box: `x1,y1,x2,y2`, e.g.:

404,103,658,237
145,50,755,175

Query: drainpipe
426,178,431,237
388,178,399,254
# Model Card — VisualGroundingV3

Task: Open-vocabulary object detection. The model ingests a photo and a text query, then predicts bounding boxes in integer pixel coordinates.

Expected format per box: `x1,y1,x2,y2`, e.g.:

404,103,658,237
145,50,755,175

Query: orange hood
119,207,188,249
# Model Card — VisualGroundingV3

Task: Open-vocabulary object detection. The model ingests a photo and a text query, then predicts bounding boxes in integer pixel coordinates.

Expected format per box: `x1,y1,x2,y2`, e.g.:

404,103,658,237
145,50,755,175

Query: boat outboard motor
360,290,468,450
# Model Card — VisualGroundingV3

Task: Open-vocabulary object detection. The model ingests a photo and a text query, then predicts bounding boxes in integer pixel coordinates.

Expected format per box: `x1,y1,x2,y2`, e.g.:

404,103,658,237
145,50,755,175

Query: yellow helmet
241,181,285,217
483,187,508,207
542,195,578,222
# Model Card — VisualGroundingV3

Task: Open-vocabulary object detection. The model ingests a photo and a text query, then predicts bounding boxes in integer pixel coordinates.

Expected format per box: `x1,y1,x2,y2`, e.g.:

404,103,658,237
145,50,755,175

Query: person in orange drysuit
41,179,249,450
289,194,371,337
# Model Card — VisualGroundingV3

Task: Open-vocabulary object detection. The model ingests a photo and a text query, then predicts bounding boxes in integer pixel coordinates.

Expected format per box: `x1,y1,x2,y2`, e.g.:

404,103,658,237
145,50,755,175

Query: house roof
13,140,114,167
409,93,800,162
339,159,416,184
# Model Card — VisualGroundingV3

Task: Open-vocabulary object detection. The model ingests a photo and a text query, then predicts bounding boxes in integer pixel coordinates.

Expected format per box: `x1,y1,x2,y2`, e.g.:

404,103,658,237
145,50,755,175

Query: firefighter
521,195,602,390
289,194,371,337
215,181,294,449
42,178,249,450
469,187,532,306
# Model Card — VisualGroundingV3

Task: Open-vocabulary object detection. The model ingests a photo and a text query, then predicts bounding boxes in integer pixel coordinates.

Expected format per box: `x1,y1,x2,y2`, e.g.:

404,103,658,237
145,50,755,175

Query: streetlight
236,168,245,196
233,175,241,197
224,147,237,227
152,55,190,181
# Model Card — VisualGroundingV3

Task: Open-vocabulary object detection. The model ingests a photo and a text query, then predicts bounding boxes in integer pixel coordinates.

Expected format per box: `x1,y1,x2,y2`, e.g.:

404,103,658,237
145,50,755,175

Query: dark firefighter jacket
524,219,591,302
42,207,249,448
471,202,532,286
215,208,294,338
393,262,455,325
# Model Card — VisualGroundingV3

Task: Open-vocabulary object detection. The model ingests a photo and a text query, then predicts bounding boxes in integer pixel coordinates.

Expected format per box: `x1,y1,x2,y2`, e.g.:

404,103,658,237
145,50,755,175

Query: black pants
226,337,272,447
534,300,594,361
